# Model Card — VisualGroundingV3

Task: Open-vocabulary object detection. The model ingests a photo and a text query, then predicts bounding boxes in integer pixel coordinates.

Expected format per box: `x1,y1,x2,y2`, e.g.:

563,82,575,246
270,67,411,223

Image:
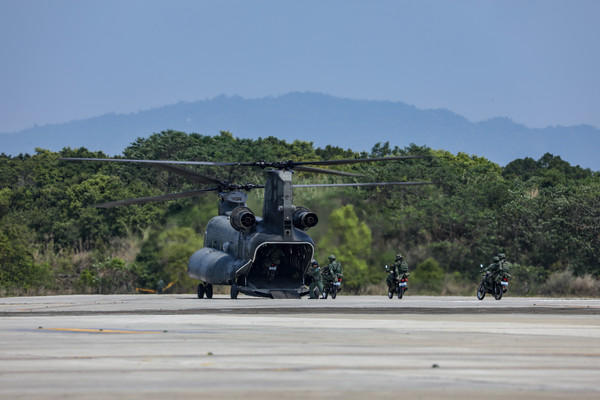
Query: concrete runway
2,294,600,399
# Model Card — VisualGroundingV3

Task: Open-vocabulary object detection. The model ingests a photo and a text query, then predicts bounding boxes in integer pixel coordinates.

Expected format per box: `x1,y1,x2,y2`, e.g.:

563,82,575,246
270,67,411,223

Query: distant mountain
2,92,599,171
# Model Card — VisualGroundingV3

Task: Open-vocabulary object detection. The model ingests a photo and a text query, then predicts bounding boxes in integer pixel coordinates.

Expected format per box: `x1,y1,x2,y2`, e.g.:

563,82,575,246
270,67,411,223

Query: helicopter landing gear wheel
230,283,239,299
197,283,205,299
205,284,213,299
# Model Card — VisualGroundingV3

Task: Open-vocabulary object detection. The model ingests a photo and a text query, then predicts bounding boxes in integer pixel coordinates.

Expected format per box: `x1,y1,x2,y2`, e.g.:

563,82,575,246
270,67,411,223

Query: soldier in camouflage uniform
483,256,500,289
322,254,343,296
496,253,511,283
386,253,409,290
261,244,285,281
330,255,343,281
306,260,323,299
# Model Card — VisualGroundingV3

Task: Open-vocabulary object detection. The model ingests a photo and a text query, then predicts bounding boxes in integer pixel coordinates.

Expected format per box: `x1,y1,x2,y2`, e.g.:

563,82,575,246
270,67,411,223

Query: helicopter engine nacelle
230,206,257,231
293,206,319,231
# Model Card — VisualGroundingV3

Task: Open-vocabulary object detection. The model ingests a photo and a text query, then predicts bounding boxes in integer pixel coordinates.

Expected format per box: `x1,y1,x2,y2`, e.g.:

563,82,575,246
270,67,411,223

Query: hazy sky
1,0,599,133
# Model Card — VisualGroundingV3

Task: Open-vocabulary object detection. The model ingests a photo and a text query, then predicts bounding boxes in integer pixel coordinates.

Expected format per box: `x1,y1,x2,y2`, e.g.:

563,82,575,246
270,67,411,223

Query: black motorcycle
388,276,408,299
477,273,509,300
322,276,342,299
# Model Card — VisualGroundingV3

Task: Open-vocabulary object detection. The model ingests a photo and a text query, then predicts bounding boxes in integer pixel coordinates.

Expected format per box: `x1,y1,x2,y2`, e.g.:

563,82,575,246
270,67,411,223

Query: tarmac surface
2,294,600,399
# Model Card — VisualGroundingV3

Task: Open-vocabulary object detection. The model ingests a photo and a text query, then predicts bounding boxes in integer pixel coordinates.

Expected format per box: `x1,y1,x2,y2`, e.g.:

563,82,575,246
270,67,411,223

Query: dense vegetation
1,130,599,297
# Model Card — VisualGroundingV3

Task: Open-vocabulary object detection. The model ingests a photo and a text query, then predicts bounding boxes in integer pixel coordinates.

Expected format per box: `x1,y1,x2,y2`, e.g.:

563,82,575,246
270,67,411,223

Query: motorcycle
322,276,342,299
477,270,509,300
388,276,408,299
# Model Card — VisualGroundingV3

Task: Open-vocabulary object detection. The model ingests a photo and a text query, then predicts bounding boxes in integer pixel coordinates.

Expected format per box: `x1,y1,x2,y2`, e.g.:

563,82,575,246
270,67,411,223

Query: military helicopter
60,155,431,299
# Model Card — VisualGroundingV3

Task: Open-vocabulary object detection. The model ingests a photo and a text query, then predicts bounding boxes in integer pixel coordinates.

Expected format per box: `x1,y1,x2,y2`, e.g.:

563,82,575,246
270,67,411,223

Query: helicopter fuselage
188,216,314,297
187,169,317,298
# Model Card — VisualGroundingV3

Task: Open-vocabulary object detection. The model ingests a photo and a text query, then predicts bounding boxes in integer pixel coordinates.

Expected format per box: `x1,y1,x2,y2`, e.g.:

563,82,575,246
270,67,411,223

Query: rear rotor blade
294,155,430,167
294,165,365,177
60,155,430,172
293,181,433,188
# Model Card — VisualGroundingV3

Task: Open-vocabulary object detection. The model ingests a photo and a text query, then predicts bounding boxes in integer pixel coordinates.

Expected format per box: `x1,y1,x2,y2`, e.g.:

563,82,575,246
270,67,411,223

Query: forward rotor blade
94,188,218,208
147,163,225,185
293,181,433,188
59,157,243,167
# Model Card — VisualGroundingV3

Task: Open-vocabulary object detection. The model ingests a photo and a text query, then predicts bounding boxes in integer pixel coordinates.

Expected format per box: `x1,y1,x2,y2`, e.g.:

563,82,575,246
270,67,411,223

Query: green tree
410,257,444,294
317,204,372,292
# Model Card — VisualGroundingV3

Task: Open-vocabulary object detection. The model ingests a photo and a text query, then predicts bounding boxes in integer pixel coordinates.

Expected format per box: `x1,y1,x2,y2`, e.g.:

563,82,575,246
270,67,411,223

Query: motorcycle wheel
388,290,393,299
476,284,486,300
331,285,338,299
397,287,403,299
494,284,503,300
322,292,328,299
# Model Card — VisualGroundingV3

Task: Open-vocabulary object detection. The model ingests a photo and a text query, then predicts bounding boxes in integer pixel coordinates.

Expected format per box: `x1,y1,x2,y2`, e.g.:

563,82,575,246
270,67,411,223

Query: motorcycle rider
496,253,511,284
306,260,323,299
322,254,342,297
386,253,409,291
483,256,500,289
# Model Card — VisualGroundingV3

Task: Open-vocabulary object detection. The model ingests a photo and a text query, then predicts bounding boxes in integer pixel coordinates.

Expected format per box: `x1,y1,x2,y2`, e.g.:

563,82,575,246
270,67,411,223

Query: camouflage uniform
386,254,409,289
496,253,511,283
483,256,500,289
330,256,343,280
322,255,342,294
307,260,323,299
262,245,284,280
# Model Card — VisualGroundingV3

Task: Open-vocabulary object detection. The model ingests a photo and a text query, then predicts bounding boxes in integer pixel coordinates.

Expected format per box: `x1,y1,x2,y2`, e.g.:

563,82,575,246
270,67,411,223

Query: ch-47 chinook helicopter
61,155,431,299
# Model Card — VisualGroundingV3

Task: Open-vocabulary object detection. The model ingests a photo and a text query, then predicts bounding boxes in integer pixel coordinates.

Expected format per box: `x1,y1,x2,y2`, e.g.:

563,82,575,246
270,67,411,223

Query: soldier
262,245,284,281
496,253,511,283
322,254,342,297
329,254,343,281
483,256,500,289
307,260,323,299
386,253,409,290
156,279,166,294
321,257,335,292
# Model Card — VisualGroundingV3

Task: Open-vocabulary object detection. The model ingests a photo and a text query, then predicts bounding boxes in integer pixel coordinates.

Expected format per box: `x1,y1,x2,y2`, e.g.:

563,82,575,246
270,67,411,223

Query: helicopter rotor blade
59,157,244,167
293,165,365,177
293,181,433,188
94,188,219,208
147,163,226,185
292,155,430,167
60,155,429,172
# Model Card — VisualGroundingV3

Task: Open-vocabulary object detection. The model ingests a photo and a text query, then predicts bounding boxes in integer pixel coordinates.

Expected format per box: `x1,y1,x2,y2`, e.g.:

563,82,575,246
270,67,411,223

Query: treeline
1,130,599,297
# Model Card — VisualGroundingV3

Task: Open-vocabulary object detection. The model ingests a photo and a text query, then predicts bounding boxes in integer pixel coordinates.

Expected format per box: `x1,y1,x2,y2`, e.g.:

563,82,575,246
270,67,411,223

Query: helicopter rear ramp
270,290,302,299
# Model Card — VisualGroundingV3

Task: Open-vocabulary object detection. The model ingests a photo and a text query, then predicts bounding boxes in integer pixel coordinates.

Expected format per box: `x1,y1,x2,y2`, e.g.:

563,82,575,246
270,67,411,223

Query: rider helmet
395,254,403,261
498,253,505,260
493,256,499,262
328,255,336,261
